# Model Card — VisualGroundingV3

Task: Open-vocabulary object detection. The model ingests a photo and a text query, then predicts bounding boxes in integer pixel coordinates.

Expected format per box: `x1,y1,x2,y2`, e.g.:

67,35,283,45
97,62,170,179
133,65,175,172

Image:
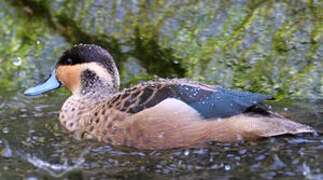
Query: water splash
184,149,190,156
25,148,89,178
1,140,13,158
302,162,323,180
271,154,286,169
224,164,231,171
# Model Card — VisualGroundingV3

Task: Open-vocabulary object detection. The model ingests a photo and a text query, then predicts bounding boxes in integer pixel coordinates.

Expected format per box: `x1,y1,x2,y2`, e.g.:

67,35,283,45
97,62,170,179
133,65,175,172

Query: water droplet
27,177,38,180
194,149,207,155
302,162,311,176
284,107,288,111
238,149,247,154
36,40,40,45
2,127,9,134
178,160,182,166
1,141,12,158
271,154,286,169
224,164,231,171
173,60,179,65
211,164,221,169
236,134,244,141
209,156,214,162
13,57,22,66
312,130,319,136
2,148,12,158
184,149,190,156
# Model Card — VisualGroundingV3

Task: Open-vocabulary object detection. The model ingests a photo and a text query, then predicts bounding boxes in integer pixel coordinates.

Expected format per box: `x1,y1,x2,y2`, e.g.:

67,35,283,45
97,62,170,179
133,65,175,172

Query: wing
106,79,272,119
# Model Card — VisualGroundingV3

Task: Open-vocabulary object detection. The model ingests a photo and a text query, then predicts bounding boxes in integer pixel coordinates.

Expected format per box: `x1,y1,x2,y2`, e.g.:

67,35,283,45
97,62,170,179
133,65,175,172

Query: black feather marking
144,86,176,108
138,87,154,104
80,69,101,94
244,104,271,116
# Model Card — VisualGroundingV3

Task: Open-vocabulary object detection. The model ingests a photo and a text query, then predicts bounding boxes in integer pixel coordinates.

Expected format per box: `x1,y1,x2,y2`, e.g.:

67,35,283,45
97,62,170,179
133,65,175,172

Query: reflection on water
0,0,322,179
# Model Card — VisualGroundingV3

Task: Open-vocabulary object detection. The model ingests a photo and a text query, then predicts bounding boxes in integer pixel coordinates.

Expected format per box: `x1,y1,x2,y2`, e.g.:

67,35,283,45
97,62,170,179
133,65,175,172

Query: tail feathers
252,114,315,137
207,113,315,142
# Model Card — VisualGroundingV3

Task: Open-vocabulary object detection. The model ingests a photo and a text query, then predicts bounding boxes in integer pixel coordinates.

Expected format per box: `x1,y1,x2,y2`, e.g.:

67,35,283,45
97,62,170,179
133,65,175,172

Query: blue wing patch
187,87,271,118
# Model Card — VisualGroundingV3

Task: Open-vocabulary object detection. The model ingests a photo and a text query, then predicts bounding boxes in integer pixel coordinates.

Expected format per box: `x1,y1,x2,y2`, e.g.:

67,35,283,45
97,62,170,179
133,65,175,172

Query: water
0,0,322,179
0,94,322,179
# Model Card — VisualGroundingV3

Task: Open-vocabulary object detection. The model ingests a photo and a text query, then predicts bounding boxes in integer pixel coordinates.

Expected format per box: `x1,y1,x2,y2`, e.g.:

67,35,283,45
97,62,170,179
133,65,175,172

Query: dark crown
57,44,116,75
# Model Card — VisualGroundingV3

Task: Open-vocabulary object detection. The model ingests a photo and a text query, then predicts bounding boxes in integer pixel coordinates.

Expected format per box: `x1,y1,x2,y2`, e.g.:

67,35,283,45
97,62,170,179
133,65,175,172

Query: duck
24,44,315,150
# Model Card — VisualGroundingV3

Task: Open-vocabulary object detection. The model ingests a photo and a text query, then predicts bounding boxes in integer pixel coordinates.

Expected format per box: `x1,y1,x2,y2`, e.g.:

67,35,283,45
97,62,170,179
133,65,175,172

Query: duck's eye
66,58,73,64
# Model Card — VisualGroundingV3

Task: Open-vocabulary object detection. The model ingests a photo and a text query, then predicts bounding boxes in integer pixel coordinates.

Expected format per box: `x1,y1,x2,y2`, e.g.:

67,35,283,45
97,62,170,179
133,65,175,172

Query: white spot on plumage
216,118,222,121
157,132,164,139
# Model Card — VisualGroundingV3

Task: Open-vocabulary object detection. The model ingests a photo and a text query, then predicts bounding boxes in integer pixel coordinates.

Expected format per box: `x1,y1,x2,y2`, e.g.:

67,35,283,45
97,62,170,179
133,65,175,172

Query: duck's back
106,78,272,120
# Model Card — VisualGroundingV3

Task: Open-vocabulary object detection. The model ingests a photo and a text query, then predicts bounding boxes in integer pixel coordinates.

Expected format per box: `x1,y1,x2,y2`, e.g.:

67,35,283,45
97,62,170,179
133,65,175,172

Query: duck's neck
60,87,117,135
59,92,110,136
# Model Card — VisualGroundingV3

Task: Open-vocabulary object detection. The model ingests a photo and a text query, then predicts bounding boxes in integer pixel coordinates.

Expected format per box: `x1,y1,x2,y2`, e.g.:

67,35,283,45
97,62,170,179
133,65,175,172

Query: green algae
0,0,322,99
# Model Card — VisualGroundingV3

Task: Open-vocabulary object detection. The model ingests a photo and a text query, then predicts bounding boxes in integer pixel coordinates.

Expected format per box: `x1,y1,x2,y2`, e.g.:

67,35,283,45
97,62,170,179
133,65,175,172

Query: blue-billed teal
24,44,315,150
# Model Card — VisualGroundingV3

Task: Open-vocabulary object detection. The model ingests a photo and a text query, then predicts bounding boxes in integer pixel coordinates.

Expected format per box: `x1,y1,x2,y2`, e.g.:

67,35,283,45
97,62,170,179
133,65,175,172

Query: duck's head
24,44,120,96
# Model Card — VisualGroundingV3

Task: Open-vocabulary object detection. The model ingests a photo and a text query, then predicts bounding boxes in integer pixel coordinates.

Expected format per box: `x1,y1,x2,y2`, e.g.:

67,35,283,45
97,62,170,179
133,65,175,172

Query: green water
0,0,322,179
